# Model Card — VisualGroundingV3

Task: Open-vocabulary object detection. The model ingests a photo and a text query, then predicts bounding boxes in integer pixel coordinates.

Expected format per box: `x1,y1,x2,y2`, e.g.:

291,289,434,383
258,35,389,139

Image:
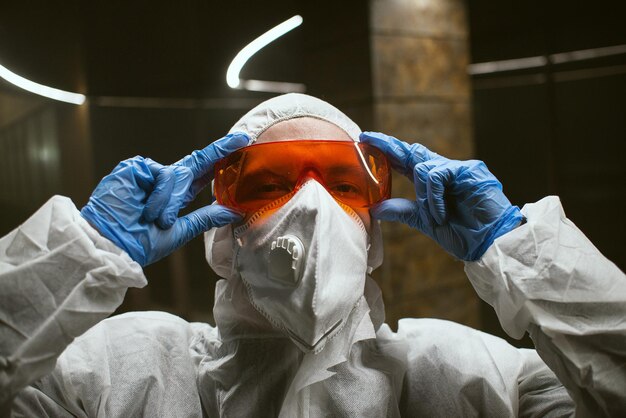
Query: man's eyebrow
241,167,291,179
325,165,365,177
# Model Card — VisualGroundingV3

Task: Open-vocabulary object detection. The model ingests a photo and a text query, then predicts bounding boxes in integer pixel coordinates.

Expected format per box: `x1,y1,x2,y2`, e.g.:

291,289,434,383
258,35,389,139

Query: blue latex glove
81,132,249,266
361,131,524,261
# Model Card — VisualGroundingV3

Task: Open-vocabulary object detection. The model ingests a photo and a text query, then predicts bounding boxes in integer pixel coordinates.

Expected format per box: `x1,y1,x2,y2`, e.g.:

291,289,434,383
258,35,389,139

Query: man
1,93,625,417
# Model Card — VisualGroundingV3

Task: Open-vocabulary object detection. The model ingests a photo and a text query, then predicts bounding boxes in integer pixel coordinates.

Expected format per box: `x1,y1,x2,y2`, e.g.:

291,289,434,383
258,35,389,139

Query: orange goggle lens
214,140,391,213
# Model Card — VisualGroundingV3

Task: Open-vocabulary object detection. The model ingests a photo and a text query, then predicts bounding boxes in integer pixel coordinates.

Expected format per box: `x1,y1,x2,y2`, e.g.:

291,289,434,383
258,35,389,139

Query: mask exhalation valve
268,235,305,284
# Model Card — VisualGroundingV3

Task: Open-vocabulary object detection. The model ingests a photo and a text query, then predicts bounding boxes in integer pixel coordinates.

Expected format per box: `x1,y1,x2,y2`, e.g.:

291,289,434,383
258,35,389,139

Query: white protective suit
1,94,625,417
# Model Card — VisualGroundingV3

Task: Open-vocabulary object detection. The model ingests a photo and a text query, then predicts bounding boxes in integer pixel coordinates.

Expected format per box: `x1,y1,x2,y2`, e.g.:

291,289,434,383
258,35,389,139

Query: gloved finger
360,131,440,178
413,160,440,200
412,161,448,230
123,157,157,192
370,198,421,226
143,165,176,223
426,162,459,225
175,132,249,180
175,132,249,206
172,204,244,248
157,166,194,229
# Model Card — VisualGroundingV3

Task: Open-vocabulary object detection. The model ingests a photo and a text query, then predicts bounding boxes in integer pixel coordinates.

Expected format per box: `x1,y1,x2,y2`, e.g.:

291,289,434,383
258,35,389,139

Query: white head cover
228,93,361,143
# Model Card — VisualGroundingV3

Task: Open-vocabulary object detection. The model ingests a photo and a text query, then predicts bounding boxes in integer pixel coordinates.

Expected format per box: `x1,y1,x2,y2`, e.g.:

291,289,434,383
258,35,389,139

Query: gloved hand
81,132,249,266
360,131,524,261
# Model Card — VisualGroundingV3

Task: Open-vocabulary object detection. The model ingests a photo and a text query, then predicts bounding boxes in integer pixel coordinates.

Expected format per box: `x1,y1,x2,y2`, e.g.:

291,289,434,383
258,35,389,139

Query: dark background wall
468,0,626,344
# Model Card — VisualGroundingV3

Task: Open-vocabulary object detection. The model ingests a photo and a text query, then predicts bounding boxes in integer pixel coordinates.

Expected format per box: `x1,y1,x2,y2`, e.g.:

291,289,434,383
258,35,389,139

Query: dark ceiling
468,0,626,62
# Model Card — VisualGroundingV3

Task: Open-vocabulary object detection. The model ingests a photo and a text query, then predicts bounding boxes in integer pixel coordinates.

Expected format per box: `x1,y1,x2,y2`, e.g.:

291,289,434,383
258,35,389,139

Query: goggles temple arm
354,142,380,185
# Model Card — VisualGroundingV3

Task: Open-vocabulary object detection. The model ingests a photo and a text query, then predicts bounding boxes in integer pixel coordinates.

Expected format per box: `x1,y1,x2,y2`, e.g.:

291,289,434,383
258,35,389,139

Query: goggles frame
213,139,391,213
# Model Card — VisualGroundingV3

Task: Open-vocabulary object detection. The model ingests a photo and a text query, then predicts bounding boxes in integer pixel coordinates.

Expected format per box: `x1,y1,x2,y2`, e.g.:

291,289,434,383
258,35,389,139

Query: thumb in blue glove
360,131,524,261
81,132,249,266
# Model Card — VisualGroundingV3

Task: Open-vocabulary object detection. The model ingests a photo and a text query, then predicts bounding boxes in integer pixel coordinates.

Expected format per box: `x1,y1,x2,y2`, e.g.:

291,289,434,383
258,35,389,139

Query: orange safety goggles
214,140,391,213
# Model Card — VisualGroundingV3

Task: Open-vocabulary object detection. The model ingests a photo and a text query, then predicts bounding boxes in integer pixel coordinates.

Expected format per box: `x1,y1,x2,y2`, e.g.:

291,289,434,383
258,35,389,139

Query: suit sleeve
0,196,147,410
465,196,626,417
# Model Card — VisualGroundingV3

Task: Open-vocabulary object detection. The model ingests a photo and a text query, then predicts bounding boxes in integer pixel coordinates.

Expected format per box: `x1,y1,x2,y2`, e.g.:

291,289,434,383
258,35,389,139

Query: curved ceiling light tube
226,15,305,93
0,62,86,105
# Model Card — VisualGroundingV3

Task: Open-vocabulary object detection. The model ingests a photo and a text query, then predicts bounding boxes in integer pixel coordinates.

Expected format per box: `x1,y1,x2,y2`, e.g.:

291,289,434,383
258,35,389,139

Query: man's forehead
255,117,354,144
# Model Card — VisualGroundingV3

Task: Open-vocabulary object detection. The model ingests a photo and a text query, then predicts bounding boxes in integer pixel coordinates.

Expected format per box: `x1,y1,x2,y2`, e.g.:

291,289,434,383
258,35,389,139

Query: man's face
255,117,372,231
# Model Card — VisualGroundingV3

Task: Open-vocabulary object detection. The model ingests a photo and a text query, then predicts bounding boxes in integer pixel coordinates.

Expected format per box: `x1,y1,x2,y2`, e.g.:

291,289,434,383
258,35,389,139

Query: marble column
368,0,480,328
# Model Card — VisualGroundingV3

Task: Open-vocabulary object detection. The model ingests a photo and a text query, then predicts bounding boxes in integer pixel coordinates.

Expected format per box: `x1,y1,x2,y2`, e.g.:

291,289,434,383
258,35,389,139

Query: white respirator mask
210,180,370,353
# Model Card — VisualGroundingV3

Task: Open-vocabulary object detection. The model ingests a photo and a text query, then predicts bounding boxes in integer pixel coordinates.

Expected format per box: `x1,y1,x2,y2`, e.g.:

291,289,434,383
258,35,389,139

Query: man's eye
330,183,360,195
258,183,291,193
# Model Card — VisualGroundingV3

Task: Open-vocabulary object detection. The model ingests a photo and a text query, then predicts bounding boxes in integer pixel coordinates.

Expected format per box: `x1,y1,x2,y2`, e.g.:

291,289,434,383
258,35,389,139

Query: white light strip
226,15,303,90
0,63,86,105
468,56,547,75
240,79,306,93
550,44,626,64
468,44,626,75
